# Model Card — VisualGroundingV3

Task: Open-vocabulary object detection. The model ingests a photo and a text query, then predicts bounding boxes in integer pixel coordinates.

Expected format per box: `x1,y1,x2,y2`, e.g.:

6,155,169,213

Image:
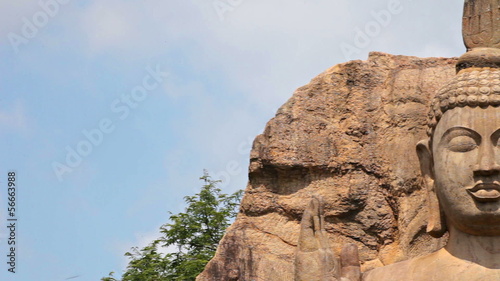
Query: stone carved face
422,106,500,236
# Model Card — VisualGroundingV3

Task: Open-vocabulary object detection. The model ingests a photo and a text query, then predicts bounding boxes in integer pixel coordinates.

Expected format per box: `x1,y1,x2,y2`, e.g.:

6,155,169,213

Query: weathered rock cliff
197,52,458,281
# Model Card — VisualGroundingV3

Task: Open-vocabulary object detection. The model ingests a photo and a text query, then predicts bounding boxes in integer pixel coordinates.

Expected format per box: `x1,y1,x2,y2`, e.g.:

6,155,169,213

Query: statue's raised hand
295,196,361,281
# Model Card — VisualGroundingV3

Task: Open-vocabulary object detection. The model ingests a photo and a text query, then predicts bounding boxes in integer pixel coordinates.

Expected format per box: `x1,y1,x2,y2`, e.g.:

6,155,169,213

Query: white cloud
0,1,40,43
0,100,31,135
112,224,178,271
68,0,465,109
79,0,142,54
134,228,178,255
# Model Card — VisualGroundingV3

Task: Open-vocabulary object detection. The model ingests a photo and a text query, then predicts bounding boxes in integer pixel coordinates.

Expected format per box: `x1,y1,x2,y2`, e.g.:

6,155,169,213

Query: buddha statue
296,1,500,280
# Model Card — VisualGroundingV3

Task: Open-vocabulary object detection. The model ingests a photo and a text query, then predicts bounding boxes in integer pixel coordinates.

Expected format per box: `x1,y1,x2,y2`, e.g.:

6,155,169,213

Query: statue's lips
467,183,500,202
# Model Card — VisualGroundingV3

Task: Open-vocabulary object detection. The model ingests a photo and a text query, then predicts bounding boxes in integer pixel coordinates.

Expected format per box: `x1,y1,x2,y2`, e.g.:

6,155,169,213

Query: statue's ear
416,139,446,238
416,139,434,183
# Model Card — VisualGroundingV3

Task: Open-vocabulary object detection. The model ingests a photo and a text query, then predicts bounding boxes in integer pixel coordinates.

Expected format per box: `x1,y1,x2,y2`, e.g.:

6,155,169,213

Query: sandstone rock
197,52,457,280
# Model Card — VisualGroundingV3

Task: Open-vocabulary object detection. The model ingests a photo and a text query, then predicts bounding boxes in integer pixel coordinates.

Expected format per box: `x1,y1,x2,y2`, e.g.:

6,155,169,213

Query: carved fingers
296,196,340,281
298,196,321,252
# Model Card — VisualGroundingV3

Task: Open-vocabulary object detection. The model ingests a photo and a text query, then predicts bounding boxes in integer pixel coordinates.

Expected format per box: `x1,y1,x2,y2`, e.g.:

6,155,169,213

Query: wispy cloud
79,0,142,54
0,2,40,43
0,100,31,135
111,224,177,272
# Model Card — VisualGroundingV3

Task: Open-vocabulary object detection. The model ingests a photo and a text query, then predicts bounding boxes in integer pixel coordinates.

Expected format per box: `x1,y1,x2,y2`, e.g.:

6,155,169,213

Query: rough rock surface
197,52,458,280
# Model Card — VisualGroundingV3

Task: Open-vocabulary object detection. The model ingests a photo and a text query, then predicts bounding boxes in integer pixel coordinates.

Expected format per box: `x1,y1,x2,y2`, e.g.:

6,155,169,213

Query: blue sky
1,1,465,280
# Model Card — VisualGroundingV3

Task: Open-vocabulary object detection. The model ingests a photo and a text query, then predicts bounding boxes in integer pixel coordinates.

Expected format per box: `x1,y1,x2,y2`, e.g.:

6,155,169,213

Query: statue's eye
447,136,477,152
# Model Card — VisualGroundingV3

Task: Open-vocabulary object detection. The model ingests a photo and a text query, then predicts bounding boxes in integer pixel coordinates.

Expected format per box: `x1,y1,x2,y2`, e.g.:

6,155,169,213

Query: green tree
102,171,243,281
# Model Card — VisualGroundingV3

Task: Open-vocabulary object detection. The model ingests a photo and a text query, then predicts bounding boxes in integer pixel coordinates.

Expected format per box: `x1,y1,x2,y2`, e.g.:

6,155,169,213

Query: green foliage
102,171,243,281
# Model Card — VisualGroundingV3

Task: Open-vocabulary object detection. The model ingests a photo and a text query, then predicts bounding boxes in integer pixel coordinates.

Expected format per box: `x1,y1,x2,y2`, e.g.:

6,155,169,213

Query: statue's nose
473,142,500,176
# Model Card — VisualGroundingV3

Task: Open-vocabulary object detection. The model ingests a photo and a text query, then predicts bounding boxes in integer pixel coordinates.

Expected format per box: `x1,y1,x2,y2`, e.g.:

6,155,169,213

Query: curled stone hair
427,52,500,137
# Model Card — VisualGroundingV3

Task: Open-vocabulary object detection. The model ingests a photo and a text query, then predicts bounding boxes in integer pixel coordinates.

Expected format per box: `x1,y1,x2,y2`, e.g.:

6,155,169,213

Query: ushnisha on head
427,50,500,138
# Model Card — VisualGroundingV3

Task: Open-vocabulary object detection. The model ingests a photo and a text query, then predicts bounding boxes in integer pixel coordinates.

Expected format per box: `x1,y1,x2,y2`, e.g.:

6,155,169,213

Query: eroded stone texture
197,52,457,280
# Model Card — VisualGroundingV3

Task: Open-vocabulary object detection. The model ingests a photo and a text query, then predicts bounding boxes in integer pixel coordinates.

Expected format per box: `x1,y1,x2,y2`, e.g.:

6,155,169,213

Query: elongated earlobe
416,139,447,238
426,186,446,238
